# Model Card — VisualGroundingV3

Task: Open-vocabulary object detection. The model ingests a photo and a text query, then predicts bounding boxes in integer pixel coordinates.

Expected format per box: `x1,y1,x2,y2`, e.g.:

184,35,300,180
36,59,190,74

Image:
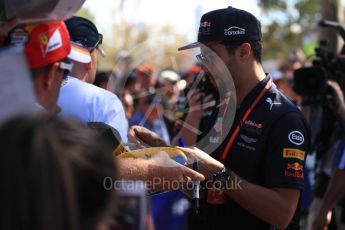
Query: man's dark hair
94,71,110,87
224,41,262,63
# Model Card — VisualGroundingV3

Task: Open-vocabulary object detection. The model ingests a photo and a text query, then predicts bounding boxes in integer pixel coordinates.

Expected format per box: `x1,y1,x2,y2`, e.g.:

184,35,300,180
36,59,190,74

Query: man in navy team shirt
177,6,310,230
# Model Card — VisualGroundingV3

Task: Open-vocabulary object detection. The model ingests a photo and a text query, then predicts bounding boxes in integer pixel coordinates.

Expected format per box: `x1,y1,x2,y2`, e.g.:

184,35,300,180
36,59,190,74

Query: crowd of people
1,4,345,230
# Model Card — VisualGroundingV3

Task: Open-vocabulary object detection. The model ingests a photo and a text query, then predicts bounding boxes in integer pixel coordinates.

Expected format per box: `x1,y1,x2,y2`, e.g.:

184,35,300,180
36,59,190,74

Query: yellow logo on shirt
283,148,305,161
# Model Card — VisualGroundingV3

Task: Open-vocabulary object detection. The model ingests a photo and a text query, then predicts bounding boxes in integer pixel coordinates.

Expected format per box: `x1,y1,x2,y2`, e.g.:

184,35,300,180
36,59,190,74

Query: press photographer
293,20,345,230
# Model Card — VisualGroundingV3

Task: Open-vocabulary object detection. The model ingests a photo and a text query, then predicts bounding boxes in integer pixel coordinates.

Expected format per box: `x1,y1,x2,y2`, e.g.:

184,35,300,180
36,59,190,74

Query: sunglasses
196,51,217,65
74,33,103,53
90,33,103,52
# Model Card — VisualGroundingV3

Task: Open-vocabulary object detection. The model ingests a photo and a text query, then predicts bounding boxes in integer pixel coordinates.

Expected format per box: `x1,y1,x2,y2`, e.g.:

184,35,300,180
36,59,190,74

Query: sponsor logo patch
241,120,263,135
40,34,49,45
244,120,263,129
284,170,304,179
45,29,62,54
265,97,281,111
283,148,305,161
286,162,303,171
237,142,256,151
10,28,29,45
209,136,220,144
224,26,245,36
284,162,304,179
288,131,304,145
240,134,257,144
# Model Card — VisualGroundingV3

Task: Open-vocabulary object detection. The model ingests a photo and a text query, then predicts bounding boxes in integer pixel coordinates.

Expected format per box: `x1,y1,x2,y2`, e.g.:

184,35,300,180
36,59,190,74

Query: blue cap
178,6,262,50
65,16,103,51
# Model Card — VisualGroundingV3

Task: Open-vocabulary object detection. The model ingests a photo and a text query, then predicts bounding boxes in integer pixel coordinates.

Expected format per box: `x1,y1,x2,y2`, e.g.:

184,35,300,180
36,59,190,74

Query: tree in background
77,1,193,73
319,0,344,53
259,0,344,60
77,1,345,70
76,7,95,22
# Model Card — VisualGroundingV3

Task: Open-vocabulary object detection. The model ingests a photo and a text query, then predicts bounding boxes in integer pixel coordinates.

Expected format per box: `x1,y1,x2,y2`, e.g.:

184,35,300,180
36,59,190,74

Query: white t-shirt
58,76,128,142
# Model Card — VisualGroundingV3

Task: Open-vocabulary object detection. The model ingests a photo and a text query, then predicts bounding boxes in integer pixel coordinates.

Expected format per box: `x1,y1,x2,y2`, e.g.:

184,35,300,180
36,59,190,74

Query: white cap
159,70,180,84
67,43,91,63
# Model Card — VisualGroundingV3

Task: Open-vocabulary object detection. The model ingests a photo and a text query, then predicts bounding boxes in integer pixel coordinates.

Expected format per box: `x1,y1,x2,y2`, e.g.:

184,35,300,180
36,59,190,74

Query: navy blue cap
65,16,102,50
178,6,262,50
87,122,122,150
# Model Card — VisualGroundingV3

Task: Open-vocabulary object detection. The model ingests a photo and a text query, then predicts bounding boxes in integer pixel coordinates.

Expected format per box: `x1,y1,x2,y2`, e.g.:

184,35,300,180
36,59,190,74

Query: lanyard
219,77,273,163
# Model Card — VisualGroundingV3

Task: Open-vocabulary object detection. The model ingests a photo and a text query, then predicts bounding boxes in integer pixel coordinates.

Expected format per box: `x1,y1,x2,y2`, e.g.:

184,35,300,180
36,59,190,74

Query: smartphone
111,180,147,230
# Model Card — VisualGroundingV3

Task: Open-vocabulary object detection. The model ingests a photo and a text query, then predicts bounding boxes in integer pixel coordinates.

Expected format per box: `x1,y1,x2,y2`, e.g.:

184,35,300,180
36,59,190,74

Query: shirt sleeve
95,93,129,143
264,111,310,190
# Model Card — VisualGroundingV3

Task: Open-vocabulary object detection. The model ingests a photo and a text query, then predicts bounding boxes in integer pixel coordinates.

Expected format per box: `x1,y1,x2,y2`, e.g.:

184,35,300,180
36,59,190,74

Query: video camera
293,20,345,107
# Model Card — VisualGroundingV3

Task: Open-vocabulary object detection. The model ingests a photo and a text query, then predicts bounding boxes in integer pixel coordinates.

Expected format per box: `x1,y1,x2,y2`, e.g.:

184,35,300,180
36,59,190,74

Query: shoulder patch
283,148,305,161
288,131,304,145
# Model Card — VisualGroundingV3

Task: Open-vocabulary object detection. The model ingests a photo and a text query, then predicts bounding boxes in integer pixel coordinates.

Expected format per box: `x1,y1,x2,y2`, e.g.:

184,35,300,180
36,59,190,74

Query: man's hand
117,151,205,192
177,146,224,179
172,90,215,147
0,18,19,37
148,151,205,183
128,125,168,147
187,89,215,118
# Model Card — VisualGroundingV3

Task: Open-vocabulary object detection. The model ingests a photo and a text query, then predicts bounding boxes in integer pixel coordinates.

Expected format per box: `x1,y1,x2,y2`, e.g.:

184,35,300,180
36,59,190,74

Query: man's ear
236,43,252,63
44,62,60,89
85,62,92,70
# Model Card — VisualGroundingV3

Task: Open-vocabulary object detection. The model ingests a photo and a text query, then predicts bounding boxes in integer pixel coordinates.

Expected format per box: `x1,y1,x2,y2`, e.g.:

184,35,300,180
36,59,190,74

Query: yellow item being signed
118,147,187,164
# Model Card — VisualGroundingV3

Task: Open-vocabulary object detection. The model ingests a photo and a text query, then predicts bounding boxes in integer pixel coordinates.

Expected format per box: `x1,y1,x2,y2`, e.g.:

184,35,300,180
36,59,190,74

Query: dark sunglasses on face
196,51,217,65
90,33,103,52
74,33,103,52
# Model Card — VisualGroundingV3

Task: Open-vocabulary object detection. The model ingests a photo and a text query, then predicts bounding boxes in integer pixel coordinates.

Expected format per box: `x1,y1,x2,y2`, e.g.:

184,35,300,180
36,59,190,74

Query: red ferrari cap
9,21,91,69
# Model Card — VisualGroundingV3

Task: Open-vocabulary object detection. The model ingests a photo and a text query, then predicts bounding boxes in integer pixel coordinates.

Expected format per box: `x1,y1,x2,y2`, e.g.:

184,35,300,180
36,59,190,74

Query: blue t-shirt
58,76,128,142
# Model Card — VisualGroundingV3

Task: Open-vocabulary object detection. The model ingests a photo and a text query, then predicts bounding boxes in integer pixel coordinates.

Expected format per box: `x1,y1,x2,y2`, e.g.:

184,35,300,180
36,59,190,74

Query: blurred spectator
157,69,181,137
130,93,170,145
116,69,137,96
136,64,156,94
172,71,219,147
58,16,128,142
115,52,133,78
94,71,111,90
133,64,157,125
308,81,345,230
122,93,135,120
8,21,88,113
124,71,137,93
312,168,345,230
289,48,304,70
107,52,133,94
0,115,117,230
64,16,103,84
272,70,302,105
184,65,202,87
0,18,18,38
158,70,181,106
